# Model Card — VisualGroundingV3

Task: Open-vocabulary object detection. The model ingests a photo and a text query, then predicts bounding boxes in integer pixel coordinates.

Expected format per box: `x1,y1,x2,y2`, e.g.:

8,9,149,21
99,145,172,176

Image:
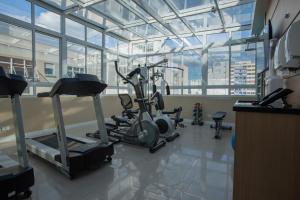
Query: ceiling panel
170,0,214,13
92,0,142,25
185,12,222,32
222,3,254,27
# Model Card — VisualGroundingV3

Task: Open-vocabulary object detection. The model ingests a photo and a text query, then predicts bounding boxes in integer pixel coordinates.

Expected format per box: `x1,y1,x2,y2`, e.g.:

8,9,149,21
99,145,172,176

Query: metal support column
93,95,109,144
11,95,29,168
52,94,69,171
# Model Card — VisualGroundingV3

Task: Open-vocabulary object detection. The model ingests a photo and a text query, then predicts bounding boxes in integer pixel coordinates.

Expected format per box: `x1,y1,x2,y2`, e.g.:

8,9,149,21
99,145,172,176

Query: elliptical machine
146,59,183,141
107,61,166,153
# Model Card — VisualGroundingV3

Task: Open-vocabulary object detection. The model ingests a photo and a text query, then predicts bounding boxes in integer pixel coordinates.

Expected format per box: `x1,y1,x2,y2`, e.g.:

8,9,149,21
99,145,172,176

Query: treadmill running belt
34,133,83,150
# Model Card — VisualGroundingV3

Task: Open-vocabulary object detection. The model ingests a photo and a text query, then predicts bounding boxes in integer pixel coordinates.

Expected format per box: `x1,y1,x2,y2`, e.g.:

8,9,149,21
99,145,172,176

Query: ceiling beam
70,0,106,8
213,0,225,30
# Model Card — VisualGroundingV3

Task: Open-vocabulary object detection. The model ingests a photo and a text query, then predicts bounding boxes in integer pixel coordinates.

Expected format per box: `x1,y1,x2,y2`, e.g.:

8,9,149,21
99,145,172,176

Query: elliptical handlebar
115,61,134,86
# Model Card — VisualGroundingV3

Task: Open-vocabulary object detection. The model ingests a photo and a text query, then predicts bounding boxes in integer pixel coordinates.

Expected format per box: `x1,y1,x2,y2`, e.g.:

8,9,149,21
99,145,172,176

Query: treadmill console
0,66,27,96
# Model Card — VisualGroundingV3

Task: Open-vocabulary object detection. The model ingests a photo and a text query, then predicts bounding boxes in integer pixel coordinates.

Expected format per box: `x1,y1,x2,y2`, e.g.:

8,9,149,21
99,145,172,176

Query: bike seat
212,112,227,121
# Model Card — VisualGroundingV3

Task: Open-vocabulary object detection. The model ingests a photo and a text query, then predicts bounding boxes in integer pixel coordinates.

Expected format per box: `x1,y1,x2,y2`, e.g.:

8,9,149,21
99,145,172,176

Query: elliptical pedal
149,140,167,153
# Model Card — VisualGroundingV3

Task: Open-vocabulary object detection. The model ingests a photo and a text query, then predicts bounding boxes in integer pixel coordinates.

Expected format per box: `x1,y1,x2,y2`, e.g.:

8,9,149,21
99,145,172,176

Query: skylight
38,0,256,43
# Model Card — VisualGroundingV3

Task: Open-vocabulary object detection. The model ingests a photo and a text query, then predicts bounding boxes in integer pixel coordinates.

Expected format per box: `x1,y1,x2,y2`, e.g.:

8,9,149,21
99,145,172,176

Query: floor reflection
2,122,234,200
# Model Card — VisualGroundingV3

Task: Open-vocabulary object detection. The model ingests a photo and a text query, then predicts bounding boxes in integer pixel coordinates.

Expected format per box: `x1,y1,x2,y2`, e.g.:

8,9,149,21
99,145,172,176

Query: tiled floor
3,122,234,200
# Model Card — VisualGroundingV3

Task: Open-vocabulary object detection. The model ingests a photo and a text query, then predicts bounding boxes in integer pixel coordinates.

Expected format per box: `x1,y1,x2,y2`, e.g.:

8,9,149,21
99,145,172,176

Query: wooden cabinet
233,104,300,200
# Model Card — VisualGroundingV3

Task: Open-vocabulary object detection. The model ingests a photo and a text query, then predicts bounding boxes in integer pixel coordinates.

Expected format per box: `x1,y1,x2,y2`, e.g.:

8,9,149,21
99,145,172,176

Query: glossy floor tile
3,122,234,200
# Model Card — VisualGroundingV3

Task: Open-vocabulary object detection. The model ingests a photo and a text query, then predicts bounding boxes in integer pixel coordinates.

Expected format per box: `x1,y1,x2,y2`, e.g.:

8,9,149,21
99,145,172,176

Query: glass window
118,40,129,55
66,42,85,77
208,46,229,85
165,53,183,87
171,0,214,12
230,44,256,85
105,89,118,94
163,39,183,52
170,89,182,95
182,51,202,86
207,89,229,95
42,0,75,10
0,22,32,78
118,57,128,87
184,36,203,46
0,22,33,94
93,0,141,25
222,3,254,27
191,89,202,95
87,48,101,79
231,30,251,40
35,5,61,32
185,12,222,32
87,28,102,46
128,24,163,38
105,35,118,52
35,33,59,83
73,9,105,27
132,43,146,54
256,42,265,73
231,88,255,96
166,18,190,34
183,89,189,94
143,0,173,17
0,0,31,23
112,29,141,41
66,18,85,40
106,53,118,86
207,32,229,45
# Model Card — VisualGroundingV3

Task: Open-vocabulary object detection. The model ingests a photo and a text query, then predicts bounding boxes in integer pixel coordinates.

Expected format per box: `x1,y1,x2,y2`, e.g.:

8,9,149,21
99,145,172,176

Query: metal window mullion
202,34,208,95
31,2,36,95
181,52,183,95
102,30,107,94
254,42,258,96
61,14,67,78
85,25,87,74
228,43,232,95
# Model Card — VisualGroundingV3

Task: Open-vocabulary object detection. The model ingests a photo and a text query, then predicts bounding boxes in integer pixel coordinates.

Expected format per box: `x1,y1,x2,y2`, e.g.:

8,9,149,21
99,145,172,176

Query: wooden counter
233,101,300,200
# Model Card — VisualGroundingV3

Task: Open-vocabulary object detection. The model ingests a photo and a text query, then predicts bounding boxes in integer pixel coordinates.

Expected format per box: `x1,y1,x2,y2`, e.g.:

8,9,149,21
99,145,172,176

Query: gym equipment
150,91,180,142
26,74,114,178
146,59,184,137
118,93,139,120
210,112,232,139
0,67,34,199
99,61,166,153
191,103,203,126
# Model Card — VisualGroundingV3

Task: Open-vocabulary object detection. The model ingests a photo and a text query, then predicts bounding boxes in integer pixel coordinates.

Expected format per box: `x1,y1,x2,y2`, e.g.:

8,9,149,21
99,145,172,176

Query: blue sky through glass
0,0,31,22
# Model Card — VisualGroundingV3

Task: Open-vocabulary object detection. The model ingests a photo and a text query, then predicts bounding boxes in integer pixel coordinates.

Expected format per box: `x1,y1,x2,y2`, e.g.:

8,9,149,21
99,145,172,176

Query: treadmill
26,74,114,178
0,67,34,199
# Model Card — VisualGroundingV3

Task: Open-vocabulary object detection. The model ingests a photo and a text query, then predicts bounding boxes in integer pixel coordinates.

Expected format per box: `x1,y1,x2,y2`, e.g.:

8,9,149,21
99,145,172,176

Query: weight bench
210,112,232,139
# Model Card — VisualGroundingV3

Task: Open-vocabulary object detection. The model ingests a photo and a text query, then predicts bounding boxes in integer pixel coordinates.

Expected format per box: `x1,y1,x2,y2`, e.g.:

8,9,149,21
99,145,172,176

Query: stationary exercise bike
107,61,166,153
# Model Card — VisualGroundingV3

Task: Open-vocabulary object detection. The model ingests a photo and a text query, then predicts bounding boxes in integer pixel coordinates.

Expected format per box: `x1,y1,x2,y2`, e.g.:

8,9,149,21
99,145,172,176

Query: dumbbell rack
191,103,203,126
